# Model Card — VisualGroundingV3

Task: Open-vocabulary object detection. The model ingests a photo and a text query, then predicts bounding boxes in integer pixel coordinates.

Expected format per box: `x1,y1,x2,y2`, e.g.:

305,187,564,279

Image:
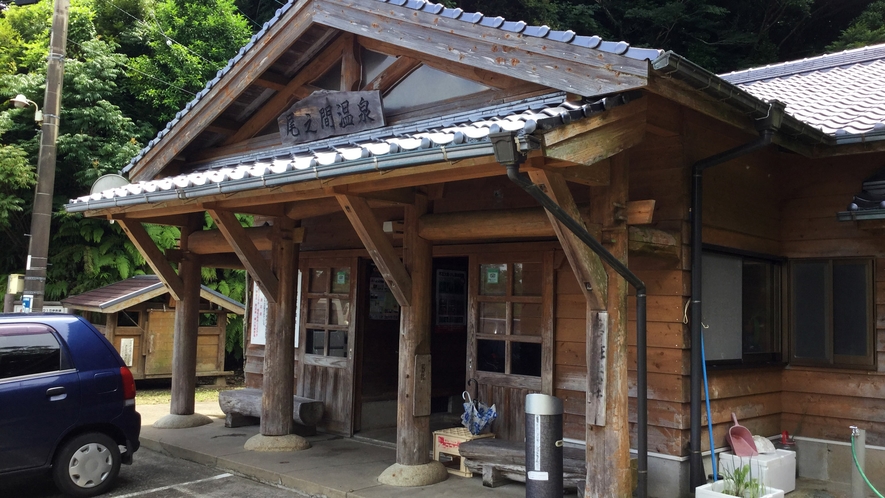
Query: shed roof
720,43,885,136
62,275,245,314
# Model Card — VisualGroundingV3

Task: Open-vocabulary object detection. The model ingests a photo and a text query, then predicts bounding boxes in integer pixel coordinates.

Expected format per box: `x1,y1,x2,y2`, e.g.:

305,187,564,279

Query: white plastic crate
718,449,796,493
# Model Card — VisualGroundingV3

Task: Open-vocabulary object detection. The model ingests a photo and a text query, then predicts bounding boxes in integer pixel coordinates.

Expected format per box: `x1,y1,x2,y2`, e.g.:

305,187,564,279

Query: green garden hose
851,428,884,498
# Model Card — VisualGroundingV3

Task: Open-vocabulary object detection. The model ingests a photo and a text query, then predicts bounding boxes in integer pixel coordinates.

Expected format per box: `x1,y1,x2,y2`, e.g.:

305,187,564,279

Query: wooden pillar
170,223,202,415
261,219,299,436
586,152,631,497
396,194,433,465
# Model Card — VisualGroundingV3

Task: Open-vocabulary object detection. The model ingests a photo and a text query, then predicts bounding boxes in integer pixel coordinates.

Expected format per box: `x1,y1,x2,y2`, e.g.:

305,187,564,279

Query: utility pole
22,0,69,313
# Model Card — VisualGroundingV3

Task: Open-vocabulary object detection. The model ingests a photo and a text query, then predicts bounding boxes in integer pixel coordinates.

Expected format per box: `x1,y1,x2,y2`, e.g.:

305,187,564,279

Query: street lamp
9,94,43,124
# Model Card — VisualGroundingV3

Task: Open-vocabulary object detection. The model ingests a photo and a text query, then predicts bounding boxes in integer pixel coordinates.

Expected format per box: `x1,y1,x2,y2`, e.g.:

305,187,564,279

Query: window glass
792,261,828,360
511,342,542,377
479,302,506,335
307,298,328,325
791,258,874,367
0,326,62,379
513,263,542,296
383,65,490,113
331,267,351,294
702,251,781,363
328,330,347,358
312,60,342,91
309,269,328,293
512,303,542,336
477,339,505,373
328,299,351,326
480,264,507,296
361,48,397,84
117,311,140,327
833,262,869,357
307,329,325,355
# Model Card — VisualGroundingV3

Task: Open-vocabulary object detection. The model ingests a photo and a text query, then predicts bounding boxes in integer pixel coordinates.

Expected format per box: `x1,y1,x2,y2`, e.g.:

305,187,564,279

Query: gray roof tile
720,44,885,135
121,0,664,176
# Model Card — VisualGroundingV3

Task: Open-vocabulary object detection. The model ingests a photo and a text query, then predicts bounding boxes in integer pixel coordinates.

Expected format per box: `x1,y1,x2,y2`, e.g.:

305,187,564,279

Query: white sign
119,338,134,367
250,283,268,346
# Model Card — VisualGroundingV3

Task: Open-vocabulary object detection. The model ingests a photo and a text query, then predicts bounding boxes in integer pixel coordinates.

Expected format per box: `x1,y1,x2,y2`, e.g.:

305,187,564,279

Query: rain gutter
489,131,649,498
65,141,498,214
687,103,784,490
651,52,833,149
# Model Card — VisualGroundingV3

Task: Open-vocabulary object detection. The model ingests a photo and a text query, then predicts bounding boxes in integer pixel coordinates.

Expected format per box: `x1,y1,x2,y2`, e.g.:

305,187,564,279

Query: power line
65,37,196,97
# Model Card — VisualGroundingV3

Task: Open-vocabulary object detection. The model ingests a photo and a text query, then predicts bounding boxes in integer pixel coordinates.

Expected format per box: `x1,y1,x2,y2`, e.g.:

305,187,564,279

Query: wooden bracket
116,219,184,301
527,170,607,309
336,194,412,306
207,209,279,303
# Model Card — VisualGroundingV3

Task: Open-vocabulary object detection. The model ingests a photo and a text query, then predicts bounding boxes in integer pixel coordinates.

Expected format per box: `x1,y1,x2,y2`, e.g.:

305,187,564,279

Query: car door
0,324,80,472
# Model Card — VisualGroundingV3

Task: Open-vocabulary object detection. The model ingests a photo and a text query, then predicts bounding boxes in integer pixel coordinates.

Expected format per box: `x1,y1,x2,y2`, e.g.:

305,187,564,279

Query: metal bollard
525,393,563,498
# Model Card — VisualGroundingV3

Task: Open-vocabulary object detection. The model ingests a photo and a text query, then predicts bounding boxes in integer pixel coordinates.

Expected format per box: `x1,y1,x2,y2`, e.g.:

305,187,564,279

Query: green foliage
828,0,885,51
125,0,252,127
719,460,765,498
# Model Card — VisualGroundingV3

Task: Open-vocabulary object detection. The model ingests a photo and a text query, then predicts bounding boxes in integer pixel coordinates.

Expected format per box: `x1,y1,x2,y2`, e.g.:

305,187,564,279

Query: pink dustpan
725,413,758,457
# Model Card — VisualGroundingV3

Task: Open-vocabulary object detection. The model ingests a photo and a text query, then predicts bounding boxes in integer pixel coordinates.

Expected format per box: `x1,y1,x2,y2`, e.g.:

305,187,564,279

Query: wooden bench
218,388,324,436
458,438,587,496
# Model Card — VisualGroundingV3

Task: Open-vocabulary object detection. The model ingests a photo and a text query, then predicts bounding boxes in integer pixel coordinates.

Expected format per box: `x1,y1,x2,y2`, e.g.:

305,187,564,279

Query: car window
0,324,63,380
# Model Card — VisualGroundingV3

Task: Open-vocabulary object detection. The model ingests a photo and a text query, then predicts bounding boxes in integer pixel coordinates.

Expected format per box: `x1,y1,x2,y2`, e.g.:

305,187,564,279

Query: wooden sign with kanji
277,90,385,146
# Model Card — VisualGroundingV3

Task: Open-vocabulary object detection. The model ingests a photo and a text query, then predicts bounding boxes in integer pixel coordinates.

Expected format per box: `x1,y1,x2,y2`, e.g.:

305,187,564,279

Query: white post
851,427,866,498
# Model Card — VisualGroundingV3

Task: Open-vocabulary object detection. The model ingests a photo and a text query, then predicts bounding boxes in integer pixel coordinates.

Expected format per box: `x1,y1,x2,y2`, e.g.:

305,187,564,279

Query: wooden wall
779,152,885,446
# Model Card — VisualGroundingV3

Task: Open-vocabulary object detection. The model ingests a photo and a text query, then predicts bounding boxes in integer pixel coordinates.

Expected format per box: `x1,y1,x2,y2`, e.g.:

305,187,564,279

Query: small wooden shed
62,275,245,381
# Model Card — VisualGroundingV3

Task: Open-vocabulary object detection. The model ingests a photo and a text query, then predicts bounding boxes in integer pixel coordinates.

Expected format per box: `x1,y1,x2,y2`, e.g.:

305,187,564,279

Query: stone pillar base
152,413,212,429
378,461,448,487
244,434,310,452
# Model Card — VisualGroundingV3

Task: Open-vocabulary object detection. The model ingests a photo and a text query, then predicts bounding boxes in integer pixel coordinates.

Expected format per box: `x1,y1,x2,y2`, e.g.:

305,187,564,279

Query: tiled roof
61,275,245,313
69,93,634,210
720,44,885,135
120,0,661,176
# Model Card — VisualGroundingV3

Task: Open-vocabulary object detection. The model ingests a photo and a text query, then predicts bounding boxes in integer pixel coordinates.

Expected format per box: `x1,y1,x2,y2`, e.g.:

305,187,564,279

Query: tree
125,0,252,128
828,0,885,51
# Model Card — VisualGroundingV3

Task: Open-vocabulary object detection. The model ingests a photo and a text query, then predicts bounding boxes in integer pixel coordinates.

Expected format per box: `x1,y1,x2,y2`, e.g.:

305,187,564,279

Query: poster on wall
250,282,267,346
436,270,467,326
369,275,399,320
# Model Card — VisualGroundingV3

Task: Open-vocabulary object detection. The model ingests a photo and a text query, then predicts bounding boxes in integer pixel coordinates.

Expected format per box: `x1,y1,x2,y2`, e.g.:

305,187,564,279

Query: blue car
0,314,140,497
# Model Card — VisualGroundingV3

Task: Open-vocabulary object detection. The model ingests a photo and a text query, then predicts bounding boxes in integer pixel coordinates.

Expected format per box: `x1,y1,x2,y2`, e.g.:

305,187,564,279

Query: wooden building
62,275,244,381
64,1,885,496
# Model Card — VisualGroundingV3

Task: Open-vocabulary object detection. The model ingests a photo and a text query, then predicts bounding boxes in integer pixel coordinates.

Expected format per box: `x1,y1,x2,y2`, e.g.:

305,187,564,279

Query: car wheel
52,432,121,498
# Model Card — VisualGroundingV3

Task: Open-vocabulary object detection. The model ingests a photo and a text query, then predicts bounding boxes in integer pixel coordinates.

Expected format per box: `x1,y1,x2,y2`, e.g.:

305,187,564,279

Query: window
790,258,874,368
701,251,781,364
472,259,547,378
304,266,352,358
0,324,65,380
117,311,140,327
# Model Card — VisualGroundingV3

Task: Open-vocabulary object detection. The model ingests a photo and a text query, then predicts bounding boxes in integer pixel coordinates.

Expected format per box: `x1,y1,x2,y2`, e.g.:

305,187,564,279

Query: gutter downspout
496,151,649,498
688,102,784,490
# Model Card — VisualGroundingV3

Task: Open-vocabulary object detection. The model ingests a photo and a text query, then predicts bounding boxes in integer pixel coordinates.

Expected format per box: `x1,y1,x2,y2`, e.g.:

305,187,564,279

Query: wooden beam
542,98,647,166
526,159,611,186
586,152,631,496
205,117,240,137
116,219,184,301
336,194,412,306
207,209,279,303
526,169,607,309
627,200,655,225
335,186,416,205
316,1,648,96
358,37,546,93
187,225,304,254
223,34,351,145
341,33,360,91
255,71,289,91
129,2,315,182
166,250,244,269
395,194,433,466
285,197,341,220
